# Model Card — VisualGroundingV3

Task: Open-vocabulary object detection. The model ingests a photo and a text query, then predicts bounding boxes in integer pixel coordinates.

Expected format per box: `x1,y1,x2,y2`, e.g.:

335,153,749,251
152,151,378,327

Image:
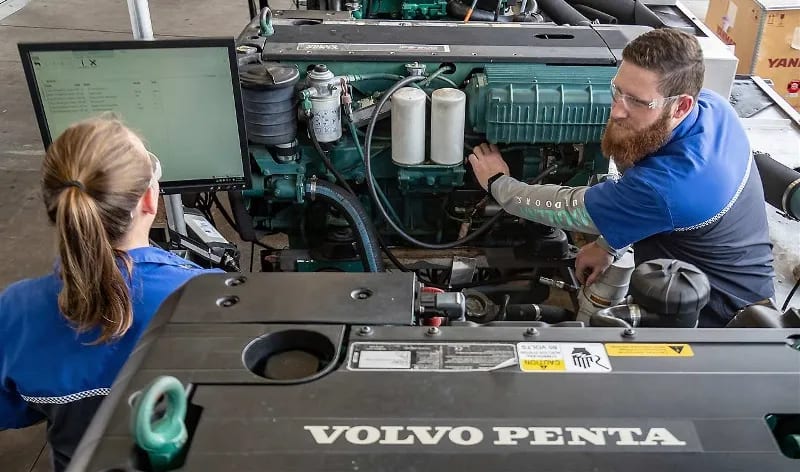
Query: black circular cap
629,259,710,316
239,62,300,89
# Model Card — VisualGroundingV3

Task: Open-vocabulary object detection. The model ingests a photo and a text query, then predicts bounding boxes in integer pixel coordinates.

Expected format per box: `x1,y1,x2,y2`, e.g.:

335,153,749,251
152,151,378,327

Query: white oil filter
430,88,466,166
310,88,342,143
391,87,427,166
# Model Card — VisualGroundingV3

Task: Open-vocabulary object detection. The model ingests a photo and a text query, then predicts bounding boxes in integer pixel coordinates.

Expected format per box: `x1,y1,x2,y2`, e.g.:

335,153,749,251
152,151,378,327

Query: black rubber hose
307,115,357,196
783,278,800,312
513,13,544,22
305,179,385,272
365,78,558,251
364,76,557,250
572,3,617,23
568,0,661,27
447,275,540,289
505,304,575,323
726,304,800,328
537,0,592,25
591,303,700,328
445,0,514,21
364,75,505,250
753,151,800,220
308,117,411,272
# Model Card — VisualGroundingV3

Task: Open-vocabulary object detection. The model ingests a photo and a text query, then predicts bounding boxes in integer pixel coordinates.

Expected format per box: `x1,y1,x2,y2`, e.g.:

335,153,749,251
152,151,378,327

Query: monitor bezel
18,37,252,195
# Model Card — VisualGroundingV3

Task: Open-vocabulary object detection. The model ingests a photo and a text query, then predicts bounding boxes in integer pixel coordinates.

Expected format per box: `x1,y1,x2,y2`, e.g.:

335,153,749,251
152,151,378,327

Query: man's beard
601,110,672,171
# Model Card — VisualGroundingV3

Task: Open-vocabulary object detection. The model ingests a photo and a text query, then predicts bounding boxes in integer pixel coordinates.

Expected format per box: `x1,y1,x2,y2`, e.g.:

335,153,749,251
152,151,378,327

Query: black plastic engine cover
243,19,650,64
69,272,800,471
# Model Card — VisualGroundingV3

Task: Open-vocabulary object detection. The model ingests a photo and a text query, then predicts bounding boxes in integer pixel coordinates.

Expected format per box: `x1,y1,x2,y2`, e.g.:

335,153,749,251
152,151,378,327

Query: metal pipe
127,0,154,40
126,0,188,236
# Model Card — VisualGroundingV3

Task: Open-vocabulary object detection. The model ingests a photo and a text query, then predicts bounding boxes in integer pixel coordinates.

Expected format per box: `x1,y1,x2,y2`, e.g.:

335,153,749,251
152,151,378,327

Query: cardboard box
705,0,800,110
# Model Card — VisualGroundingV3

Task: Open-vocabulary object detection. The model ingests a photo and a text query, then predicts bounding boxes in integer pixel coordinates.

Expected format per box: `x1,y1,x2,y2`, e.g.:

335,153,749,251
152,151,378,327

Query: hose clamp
782,177,800,220
307,176,317,200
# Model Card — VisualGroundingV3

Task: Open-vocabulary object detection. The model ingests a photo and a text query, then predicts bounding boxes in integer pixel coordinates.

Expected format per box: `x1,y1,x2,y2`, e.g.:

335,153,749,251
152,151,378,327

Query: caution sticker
517,343,612,373
605,343,694,357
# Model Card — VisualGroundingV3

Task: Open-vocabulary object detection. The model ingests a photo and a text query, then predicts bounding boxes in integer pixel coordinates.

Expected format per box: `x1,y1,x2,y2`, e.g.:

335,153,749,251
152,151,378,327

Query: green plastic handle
130,376,188,470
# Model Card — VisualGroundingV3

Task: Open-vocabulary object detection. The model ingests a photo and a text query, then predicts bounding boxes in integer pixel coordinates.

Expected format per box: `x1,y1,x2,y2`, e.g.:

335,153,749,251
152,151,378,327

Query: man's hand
575,241,614,286
467,143,510,191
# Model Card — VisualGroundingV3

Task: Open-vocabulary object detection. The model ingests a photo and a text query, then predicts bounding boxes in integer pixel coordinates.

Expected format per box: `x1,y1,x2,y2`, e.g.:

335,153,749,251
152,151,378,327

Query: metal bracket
450,256,478,286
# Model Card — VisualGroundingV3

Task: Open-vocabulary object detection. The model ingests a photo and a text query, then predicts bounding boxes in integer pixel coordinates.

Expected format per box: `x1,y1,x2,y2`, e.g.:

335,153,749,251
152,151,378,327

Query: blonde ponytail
42,118,153,342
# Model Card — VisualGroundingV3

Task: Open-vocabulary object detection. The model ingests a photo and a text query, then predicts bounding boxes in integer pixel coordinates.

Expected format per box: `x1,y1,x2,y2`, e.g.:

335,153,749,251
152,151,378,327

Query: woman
0,118,217,471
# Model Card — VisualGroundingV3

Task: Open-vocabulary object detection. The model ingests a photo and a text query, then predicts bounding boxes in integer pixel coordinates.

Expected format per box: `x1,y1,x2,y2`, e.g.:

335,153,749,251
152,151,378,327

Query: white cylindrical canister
430,88,466,166
310,87,342,143
391,87,427,166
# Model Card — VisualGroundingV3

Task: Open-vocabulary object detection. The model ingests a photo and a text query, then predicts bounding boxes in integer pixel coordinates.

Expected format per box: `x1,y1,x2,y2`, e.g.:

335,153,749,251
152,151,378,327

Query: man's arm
490,176,600,235
469,143,600,234
468,143,627,256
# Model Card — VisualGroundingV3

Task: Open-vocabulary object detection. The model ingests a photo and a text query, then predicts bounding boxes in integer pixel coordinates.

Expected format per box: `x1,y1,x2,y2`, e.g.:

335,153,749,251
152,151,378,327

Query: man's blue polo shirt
585,89,775,325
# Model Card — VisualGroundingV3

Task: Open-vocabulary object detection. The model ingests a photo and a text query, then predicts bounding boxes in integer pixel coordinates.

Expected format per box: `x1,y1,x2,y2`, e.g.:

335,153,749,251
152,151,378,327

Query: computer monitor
18,38,251,194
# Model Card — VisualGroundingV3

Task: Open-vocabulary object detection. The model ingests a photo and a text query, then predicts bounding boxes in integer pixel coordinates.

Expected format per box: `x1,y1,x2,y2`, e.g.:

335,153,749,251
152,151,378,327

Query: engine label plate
297,43,450,53
517,343,613,373
348,342,516,372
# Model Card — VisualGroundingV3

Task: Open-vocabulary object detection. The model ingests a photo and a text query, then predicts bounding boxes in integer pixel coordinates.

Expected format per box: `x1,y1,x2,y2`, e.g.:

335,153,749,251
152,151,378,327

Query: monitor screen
18,38,251,194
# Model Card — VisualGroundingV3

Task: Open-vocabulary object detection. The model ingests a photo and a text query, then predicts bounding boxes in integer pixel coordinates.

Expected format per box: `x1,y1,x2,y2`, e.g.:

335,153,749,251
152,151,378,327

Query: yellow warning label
521,359,566,371
605,343,694,357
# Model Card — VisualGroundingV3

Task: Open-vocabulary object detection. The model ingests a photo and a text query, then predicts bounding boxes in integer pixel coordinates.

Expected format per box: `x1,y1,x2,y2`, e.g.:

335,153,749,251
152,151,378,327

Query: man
468,28,775,327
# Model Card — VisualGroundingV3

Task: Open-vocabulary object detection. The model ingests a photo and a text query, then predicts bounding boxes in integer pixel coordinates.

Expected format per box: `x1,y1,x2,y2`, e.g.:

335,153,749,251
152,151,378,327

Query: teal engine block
230,16,636,279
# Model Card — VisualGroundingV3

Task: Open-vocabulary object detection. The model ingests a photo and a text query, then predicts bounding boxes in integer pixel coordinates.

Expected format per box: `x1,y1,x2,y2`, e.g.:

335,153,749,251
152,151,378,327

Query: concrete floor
0,1,792,470
0,2,288,469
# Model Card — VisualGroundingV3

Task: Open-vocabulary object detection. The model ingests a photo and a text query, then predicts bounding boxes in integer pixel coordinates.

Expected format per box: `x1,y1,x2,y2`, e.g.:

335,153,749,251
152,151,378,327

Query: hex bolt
524,328,539,337
359,326,373,336
427,326,440,336
623,328,636,337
